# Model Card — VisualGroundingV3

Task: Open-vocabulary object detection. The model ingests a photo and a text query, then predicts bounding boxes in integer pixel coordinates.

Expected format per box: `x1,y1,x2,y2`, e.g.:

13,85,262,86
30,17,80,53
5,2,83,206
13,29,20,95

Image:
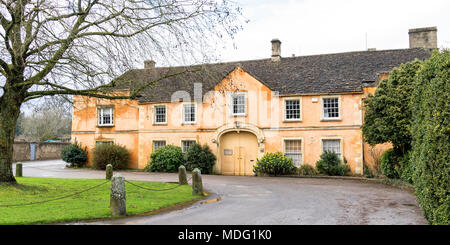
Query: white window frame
152,140,166,151
283,97,302,122
153,104,167,125
320,137,344,160
321,95,341,121
181,139,196,153
230,92,247,117
97,107,114,126
282,138,304,167
182,103,196,124
96,140,114,145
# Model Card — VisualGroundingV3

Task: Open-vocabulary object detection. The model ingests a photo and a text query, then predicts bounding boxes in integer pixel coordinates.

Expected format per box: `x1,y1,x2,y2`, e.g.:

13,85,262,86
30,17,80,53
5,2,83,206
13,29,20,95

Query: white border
283,96,302,122
320,95,342,121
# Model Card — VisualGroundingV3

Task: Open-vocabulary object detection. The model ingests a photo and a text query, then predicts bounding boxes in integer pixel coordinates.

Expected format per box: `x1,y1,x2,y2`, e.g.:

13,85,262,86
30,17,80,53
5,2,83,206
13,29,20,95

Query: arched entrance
219,131,259,176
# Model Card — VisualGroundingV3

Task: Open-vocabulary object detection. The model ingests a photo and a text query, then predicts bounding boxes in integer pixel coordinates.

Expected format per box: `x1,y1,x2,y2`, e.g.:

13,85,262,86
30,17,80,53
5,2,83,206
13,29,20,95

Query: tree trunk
0,86,23,183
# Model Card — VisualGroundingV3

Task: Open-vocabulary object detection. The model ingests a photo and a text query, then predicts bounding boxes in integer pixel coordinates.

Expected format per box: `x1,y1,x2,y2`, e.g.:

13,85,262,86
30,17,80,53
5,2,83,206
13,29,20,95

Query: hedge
410,50,449,225
92,144,130,170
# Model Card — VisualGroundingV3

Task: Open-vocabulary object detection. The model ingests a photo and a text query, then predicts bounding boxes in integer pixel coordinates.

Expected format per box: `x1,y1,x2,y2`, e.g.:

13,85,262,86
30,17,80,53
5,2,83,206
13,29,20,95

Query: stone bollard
110,173,126,216
192,168,203,196
178,165,188,185
15,162,22,177
106,164,113,180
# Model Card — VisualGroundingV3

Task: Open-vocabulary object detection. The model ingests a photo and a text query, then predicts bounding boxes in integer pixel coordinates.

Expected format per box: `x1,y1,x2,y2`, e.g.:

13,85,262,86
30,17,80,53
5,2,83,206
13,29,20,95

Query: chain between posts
0,180,110,207
1,175,194,207
124,177,193,192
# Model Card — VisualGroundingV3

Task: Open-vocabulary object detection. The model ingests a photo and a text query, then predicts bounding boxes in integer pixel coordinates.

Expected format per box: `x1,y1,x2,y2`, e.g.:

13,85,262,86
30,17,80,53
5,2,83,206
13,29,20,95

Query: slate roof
111,48,432,103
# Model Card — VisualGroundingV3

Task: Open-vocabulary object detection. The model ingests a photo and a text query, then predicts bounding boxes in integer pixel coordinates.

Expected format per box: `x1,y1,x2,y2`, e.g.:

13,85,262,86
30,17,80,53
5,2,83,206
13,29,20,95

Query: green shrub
315,151,350,176
410,50,449,225
145,145,184,173
362,60,422,154
253,152,296,176
92,143,130,170
380,149,399,179
397,153,414,184
297,164,318,176
183,143,216,174
61,142,88,167
363,163,374,178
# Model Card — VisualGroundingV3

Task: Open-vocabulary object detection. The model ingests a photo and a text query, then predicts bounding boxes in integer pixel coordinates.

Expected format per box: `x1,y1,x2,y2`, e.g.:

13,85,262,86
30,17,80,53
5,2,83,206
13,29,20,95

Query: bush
184,143,216,174
380,149,399,179
363,163,374,178
297,164,318,176
61,142,88,167
362,60,422,153
92,144,130,170
145,145,184,173
253,152,296,176
410,50,449,225
397,153,414,184
315,151,350,176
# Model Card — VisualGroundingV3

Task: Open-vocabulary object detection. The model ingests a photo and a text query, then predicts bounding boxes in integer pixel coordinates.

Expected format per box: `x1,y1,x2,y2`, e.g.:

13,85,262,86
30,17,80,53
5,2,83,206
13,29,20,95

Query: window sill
182,122,197,125
283,119,302,123
153,123,167,126
321,118,342,122
97,125,114,128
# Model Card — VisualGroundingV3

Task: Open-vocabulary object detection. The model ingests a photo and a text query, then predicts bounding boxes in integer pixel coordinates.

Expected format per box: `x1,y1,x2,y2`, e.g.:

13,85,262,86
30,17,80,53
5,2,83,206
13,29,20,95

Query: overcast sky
217,0,450,62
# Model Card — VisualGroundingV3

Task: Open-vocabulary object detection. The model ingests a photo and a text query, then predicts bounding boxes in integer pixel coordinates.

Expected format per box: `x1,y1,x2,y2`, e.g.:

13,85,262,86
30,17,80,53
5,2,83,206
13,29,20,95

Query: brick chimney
408,27,437,49
271,39,281,61
144,60,155,69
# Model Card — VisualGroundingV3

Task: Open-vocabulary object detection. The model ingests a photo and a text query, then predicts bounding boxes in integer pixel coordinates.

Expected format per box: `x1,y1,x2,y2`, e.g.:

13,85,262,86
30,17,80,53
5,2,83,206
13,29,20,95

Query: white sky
217,0,450,62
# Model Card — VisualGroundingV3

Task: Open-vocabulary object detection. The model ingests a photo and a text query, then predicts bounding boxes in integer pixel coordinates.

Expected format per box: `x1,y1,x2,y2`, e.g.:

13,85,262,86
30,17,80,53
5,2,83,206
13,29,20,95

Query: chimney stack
271,39,281,61
144,60,155,69
408,27,437,49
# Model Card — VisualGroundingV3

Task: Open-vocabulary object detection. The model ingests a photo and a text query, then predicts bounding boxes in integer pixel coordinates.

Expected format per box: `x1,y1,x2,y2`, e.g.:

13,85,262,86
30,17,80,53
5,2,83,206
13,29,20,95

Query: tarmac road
13,160,427,225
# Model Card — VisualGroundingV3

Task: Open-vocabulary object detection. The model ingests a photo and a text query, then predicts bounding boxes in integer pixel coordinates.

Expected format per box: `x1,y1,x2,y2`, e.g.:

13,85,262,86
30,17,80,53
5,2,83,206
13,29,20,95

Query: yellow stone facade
72,67,386,175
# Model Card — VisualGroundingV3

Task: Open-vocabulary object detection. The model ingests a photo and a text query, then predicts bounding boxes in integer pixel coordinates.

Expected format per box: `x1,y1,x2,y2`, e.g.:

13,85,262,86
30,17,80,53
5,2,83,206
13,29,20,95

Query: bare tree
0,0,244,182
368,146,383,177
19,96,72,142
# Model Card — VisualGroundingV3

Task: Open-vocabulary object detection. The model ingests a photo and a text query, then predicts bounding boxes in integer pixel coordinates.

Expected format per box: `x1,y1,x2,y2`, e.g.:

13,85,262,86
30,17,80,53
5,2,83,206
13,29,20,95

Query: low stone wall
13,142,31,161
13,142,70,161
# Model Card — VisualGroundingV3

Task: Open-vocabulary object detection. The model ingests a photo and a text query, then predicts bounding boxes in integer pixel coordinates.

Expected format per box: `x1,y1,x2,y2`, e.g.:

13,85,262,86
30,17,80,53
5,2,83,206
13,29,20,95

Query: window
322,139,341,158
181,140,196,153
183,104,196,123
98,107,113,126
285,99,301,121
96,141,113,145
231,92,246,116
153,140,166,151
284,139,302,167
154,105,166,124
323,97,340,119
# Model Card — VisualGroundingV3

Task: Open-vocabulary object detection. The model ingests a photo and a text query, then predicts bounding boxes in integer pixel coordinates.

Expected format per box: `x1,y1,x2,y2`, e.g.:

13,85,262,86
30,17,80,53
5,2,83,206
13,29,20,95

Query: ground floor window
181,140,196,153
322,139,341,158
96,141,113,145
153,140,166,151
284,139,302,167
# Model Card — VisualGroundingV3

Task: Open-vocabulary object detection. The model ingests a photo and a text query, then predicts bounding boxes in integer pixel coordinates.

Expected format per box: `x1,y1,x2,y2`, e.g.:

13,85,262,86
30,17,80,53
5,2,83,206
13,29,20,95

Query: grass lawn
0,177,202,225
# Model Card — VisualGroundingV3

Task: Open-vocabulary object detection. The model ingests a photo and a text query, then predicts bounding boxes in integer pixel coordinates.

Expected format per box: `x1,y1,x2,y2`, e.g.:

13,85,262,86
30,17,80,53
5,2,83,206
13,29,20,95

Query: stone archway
212,122,265,175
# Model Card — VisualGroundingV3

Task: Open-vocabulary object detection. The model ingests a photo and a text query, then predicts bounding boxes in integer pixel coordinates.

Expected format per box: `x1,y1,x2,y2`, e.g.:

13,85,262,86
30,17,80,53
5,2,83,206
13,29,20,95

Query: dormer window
98,107,113,126
231,92,246,116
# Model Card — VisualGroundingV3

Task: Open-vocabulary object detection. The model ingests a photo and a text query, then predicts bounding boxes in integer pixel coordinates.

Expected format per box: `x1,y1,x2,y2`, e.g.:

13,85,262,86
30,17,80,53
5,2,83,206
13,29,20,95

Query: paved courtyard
13,160,427,225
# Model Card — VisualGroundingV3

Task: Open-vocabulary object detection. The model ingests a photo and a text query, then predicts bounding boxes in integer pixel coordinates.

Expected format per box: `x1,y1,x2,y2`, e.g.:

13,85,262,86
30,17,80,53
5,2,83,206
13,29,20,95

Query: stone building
71,27,436,175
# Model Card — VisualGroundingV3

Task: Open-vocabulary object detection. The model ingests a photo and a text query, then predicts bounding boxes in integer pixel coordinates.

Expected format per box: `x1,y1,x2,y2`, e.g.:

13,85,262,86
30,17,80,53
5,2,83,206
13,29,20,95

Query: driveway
13,160,427,225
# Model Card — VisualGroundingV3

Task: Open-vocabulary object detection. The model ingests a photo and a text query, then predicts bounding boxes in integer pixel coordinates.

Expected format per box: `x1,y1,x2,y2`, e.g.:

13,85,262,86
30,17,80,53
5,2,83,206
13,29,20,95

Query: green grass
0,177,201,225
